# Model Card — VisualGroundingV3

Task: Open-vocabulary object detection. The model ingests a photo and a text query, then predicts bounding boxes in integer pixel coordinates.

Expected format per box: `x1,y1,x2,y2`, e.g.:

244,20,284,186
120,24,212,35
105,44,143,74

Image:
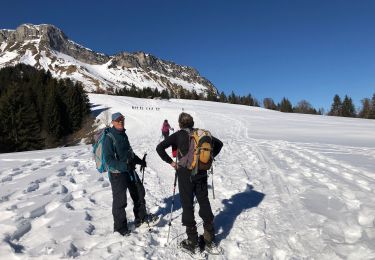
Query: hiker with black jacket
156,112,223,253
103,112,151,236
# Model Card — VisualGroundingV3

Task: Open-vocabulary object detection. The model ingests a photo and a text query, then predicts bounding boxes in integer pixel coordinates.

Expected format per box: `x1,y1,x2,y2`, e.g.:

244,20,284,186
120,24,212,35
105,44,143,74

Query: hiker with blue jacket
103,112,149,236
156,112,223,254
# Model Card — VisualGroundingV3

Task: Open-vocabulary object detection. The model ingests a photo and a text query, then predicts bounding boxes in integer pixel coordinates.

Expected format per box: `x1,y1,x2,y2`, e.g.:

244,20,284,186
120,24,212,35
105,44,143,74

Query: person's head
178,112,194,129
164,119,168,123
111,112,125,130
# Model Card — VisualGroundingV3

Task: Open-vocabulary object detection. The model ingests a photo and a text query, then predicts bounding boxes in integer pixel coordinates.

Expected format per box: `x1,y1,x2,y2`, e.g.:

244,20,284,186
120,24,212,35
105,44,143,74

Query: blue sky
1,0,375,110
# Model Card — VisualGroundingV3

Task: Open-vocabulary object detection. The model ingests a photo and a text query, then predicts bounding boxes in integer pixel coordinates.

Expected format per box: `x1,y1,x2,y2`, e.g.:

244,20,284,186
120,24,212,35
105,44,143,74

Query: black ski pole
167,159,178,244
139,153,152,231
141,153,147,184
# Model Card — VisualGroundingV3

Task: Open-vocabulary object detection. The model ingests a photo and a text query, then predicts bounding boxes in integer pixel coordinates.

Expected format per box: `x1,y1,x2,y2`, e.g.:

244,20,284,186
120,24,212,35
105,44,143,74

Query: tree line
0,64,91,153
110,86,261,107
111,84,375,119
328,94,375,119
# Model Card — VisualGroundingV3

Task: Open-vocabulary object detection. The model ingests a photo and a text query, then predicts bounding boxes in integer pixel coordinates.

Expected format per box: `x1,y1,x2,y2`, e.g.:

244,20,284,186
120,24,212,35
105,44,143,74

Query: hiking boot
204,238,217,250
115,228,131,236
203,226,215,244
135,214,158,228
179,238,199,254
135,218,143,228
199,235,221,255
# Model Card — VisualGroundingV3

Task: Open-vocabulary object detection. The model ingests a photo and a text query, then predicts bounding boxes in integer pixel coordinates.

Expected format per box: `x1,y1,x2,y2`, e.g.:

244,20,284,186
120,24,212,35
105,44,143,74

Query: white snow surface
0,94,374,259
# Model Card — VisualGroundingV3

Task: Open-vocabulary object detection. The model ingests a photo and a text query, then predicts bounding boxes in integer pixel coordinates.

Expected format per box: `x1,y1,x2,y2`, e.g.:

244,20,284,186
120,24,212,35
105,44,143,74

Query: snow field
0,94,374,259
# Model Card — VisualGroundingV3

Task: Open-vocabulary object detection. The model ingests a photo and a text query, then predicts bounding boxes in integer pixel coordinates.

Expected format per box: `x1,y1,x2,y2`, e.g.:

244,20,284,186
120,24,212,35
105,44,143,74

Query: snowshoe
178,238,206,259
199,235,224,255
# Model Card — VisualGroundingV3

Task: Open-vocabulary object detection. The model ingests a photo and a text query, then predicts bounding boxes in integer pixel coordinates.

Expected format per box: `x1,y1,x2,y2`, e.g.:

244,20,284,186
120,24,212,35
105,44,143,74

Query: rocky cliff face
0,24,217,95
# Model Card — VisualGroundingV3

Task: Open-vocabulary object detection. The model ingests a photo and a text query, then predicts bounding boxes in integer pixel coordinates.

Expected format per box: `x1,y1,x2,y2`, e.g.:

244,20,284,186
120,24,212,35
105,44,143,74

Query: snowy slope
0,94,374,260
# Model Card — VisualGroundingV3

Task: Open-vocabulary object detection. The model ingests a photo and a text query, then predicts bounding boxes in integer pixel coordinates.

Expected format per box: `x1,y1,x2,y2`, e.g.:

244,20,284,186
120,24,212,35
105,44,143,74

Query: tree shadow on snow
214,184,265,243
91,106,111,117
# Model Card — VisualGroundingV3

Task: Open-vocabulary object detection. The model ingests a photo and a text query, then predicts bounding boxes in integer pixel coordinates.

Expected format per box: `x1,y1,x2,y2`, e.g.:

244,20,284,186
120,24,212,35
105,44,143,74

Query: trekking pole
139,152,152,231
211,164,215,199
141,153,147,184
167,158,178,244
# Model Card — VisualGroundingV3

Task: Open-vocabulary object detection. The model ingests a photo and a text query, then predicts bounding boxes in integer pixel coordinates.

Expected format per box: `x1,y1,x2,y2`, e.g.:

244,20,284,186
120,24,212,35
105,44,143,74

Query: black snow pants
177,168,215,242
109,170,146,234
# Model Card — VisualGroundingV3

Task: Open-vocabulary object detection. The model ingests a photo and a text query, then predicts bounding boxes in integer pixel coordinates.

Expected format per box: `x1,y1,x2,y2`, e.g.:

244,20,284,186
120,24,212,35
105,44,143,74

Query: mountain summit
0,24,217,95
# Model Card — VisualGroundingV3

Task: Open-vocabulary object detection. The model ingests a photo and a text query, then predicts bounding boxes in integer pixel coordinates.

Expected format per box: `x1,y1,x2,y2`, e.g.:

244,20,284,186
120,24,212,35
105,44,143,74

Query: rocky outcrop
0,23,218,95
1,24,109,64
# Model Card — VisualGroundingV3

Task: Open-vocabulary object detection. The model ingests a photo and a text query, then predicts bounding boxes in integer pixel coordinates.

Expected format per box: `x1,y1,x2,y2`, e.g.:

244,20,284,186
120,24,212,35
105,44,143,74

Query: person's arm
156,132,178,164
103,134,128,172
212,136,223,158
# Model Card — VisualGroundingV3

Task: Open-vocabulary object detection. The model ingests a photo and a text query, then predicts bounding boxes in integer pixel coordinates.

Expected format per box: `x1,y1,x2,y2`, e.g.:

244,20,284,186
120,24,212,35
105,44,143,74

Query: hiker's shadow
215,184,265,243
154,193,182,226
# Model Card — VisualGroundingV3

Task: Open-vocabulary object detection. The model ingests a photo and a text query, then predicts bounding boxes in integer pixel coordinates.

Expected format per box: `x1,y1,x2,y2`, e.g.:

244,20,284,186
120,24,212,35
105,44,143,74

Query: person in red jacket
161,119,174,140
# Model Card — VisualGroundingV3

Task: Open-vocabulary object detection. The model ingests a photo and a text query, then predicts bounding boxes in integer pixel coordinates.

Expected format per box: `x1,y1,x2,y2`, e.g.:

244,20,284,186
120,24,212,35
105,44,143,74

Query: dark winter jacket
103,127,142,173
156,128,223,168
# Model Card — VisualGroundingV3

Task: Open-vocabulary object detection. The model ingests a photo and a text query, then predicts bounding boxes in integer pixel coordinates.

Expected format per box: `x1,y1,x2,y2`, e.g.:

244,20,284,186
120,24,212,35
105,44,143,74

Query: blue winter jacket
103,127,131,173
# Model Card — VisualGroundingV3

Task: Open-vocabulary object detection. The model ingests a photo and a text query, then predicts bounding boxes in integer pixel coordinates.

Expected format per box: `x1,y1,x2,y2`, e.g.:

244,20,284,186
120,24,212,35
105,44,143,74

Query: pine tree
16,89,44,151
206,91,217,101
369,93,375,119
359,98,371,118
0,65,91,152
0,87,17,152
329,94,342,116
43,85,64,145
279,98,293,112
219,91,227,103
67,86,83,131
161,89,170,99
0,86,43,152
263,98,277,110
341,95,356,117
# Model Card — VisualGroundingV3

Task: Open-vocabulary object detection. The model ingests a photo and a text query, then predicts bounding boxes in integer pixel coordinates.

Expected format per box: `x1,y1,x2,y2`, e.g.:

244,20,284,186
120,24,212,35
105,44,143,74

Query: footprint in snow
1,175,12,183
56,168,67,177
24,182,39,193
85,211,93,221
62,193,74,203
69,177,76,184
85,223,95,235
65,203,74,210
58,185,69,194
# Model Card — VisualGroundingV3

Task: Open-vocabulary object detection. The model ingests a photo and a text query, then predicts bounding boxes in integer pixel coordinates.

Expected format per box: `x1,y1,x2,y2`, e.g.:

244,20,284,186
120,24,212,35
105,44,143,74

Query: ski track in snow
0,94,374,259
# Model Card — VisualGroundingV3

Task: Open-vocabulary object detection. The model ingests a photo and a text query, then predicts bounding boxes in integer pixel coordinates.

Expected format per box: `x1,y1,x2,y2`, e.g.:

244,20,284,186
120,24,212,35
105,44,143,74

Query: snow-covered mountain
0,24,217,95
1,94,374,259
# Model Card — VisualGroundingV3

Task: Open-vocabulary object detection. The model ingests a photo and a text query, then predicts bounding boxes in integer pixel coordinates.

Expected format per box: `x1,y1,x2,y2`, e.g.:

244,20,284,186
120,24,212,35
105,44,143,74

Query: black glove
140,158,147,168
132,154,143,165
132,154,147,168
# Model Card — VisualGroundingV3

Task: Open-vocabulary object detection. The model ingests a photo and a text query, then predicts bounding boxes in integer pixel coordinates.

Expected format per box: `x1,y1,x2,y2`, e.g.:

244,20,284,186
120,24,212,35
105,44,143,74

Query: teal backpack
93,128,115,173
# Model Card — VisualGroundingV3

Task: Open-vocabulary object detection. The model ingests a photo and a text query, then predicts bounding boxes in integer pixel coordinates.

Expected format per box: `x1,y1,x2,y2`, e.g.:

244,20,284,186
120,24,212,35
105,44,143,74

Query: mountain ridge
0,24,217,95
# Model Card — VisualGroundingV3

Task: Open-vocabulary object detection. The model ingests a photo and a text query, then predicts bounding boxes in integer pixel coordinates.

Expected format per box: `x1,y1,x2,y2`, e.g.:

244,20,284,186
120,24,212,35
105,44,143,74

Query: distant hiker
156,112,223,254
161,119,174,140
103,112,151,236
